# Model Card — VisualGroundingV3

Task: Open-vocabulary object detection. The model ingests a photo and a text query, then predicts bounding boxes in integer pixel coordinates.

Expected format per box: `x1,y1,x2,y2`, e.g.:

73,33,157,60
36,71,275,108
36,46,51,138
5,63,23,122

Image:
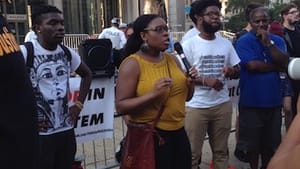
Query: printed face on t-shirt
36,59,68,101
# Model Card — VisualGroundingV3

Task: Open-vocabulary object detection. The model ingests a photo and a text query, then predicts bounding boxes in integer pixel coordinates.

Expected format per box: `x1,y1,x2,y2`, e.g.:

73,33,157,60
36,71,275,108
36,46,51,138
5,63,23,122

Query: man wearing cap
98,17,127,67
119,22,127,33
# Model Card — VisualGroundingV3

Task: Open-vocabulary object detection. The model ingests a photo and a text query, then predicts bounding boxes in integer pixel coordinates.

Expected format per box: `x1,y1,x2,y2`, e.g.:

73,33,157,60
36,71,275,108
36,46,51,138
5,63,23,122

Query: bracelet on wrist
74,101,84,110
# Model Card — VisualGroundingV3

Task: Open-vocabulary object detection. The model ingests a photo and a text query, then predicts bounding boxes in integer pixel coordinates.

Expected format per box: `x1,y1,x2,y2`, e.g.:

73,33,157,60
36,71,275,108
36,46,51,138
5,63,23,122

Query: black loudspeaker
78,39,115,78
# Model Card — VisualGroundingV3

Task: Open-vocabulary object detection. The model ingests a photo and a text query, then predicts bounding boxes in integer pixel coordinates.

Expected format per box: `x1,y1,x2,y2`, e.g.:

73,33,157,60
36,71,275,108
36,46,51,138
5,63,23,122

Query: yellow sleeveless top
125,53,189,131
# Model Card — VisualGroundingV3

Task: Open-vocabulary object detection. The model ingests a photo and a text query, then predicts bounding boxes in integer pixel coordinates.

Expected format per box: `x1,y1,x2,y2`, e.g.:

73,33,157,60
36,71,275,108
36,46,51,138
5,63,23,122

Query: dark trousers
237,107,282,169
154,127,192,169
113,49,123,68
38,129,76,169
291,79,300,118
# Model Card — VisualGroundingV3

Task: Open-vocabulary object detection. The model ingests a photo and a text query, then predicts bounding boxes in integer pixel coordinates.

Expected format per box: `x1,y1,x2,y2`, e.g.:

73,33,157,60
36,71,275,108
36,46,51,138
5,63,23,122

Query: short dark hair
31,5,62,27
189,0,222,24
249,7,269,21
281,3,298,17
245,2,264,21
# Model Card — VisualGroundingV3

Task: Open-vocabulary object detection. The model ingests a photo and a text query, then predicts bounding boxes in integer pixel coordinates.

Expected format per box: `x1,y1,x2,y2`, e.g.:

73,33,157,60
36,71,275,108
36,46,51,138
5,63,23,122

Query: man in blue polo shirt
235,7,288,169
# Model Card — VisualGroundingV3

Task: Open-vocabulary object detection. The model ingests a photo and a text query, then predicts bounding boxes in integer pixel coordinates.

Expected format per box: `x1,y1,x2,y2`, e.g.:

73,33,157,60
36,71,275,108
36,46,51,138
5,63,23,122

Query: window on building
63,0,119,34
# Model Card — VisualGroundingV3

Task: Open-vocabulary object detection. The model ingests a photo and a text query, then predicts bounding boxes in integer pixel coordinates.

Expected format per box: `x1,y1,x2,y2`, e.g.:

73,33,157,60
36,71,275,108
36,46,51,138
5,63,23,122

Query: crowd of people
115,0,300,169
2,0,300,169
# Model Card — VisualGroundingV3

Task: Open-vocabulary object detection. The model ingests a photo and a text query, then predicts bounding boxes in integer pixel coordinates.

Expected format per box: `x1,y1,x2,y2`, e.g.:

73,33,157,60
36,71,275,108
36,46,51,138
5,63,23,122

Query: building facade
1,0,295,43
2,0,182,43
0,0,122,43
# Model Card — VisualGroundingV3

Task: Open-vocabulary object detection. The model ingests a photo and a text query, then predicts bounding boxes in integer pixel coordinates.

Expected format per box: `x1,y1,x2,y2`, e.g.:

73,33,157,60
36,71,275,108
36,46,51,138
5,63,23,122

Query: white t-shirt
182,35,240,108
24,31,37,42
98,26,127,50
181,27,200,43
20,39,81,135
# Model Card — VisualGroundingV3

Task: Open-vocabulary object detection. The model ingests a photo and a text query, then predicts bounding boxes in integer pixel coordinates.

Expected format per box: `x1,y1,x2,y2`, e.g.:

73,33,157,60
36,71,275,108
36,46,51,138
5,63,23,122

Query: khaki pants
185,101,232,169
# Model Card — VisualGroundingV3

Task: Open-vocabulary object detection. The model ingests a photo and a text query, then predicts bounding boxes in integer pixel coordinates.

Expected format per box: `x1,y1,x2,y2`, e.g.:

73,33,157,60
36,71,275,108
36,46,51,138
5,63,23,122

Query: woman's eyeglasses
144,25,168,33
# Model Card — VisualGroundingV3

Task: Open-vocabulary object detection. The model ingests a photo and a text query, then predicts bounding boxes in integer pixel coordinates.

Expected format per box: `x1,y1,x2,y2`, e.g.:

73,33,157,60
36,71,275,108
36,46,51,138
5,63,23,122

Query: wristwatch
267,40,275,47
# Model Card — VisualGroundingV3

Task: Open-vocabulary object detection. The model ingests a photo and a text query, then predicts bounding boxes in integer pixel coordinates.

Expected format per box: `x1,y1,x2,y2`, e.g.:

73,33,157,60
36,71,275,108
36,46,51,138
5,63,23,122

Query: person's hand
69,105,81,125
256,29,271,47
204,77,223,91
151,77,172,98
267,114,300,169
222,66,234,78
187,66,198,79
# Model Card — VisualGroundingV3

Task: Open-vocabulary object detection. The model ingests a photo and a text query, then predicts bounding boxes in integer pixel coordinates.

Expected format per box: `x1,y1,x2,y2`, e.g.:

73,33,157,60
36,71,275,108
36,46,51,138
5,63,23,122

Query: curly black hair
189,0,222,24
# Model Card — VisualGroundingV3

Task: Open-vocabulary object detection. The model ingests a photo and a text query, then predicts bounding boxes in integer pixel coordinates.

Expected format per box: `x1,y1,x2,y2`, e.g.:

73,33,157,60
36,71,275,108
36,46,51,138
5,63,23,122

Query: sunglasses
144,25,169,33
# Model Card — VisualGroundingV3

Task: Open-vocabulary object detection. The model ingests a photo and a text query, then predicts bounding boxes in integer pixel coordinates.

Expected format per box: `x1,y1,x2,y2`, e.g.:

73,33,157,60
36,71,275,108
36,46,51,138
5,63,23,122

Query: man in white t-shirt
20,5,92,169
182,0,240,169
98,17,127,67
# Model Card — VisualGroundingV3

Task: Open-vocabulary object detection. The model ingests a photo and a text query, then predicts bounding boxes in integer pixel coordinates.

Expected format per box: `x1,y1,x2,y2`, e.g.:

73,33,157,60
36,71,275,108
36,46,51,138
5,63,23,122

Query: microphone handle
182,57,191,71
181,56,195,79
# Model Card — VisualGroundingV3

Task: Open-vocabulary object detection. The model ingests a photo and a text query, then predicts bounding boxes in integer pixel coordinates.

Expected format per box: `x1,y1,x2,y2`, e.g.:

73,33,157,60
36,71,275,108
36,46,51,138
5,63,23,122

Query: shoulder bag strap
59,44,72,62
24,41,34,68
152,54,171,127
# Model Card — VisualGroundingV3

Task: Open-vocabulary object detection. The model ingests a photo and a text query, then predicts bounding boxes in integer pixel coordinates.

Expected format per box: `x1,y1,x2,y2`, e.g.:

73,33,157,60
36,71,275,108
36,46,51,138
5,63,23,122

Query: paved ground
196,109,286,169
200,129,250,169
78,108,286,169
199,110,251,169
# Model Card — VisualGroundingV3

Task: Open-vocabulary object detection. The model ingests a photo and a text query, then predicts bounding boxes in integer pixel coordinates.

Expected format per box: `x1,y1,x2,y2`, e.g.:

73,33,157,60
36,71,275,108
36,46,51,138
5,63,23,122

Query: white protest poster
69,77,115,143
227,78,240,110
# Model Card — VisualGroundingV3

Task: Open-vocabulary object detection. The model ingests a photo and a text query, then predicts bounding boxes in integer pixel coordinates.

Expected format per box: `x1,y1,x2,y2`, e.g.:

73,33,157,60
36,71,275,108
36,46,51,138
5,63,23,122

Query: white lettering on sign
6,14,27,21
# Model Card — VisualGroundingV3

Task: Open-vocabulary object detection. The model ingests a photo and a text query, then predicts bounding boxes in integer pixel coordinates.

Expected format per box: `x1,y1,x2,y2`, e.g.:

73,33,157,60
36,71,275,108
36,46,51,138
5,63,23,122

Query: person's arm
222,64,240,79
75,62,92,104
267,113,300,169
170,55,196,101
69,60,92,124
115,57,172,114
297,94,300,114
115,58,157,114
256,29,288,70
246,60,282,73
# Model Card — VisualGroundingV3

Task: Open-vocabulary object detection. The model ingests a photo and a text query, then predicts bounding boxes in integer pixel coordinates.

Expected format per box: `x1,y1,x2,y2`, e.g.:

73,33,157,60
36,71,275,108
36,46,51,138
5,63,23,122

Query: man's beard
289,19,299,26
203,20,221,33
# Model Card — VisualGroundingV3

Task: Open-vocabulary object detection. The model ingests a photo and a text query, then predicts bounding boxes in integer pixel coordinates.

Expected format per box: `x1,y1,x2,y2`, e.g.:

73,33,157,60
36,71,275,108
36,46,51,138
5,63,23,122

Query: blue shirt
236,31,286,107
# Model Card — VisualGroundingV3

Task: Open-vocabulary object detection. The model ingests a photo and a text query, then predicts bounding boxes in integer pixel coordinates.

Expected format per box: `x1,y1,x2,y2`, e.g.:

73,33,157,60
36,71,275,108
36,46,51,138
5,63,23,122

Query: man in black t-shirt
0,14,38,169
281,3,300,119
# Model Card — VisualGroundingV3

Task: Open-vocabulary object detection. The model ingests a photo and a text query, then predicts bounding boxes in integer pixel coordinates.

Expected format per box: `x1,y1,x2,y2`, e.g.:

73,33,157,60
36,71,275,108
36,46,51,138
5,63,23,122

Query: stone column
168,0,185,31
123,0,139,23
48,0,63,11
